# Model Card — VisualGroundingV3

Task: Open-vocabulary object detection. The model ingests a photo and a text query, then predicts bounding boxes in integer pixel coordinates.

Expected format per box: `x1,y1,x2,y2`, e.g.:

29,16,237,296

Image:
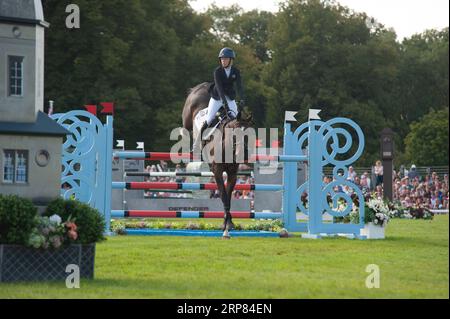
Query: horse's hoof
222,235,231,240
279,229,289,238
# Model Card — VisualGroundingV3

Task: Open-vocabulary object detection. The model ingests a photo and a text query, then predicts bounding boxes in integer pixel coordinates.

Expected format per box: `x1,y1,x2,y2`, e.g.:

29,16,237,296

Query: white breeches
206,96,238,124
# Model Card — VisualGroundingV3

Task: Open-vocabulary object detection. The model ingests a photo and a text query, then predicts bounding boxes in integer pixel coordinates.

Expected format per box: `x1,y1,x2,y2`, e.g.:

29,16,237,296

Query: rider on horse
199,47,246,141
183,49,250,236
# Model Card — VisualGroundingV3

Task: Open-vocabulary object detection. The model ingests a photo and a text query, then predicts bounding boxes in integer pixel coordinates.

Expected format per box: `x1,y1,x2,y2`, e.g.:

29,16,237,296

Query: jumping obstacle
144,189,193,194
52,106,366,239
114,151,306,163
111,210,282,219
112,182,282,191
114,151,192,161
125,171,252,177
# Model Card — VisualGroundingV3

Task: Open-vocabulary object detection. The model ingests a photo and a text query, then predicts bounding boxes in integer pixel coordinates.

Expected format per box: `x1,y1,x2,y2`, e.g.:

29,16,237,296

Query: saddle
192,105,236,156
203,106,236,140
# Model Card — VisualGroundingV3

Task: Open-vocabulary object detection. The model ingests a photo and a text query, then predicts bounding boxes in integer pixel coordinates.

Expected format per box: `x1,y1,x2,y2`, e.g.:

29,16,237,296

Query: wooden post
380,128,394,201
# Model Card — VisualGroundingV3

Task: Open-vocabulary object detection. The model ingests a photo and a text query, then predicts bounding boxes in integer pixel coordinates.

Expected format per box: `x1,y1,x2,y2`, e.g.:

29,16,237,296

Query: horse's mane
224,113,254,129
186,82,212,96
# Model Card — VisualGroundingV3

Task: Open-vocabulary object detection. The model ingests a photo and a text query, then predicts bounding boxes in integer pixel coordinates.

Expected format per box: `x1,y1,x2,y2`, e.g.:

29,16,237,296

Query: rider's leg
206,97,223,125
201,97,222,145
226,98,238,118
192,98,222,155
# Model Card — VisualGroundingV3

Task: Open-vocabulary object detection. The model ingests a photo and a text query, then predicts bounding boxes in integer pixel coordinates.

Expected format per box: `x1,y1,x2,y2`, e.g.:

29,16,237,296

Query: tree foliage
404,108,449,166
42,0,449,166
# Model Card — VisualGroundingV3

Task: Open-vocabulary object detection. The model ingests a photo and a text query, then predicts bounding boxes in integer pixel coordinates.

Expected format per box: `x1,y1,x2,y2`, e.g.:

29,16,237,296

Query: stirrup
228,110,236,119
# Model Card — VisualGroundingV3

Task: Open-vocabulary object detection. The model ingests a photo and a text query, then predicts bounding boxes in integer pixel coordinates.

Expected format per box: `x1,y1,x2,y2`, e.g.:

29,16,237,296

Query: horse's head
223,111,255,162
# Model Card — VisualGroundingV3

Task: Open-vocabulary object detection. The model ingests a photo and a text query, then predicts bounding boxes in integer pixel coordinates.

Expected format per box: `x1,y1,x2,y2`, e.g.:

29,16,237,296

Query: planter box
360,222,385,239
0,244,95,283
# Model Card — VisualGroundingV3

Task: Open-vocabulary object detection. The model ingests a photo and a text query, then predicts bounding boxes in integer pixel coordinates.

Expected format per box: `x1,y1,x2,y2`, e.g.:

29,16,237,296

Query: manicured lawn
1,215,448,298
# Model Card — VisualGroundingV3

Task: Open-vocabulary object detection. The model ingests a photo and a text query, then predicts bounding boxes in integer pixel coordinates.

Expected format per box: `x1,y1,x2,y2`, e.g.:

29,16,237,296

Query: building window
3,150,15,183
2,150,28,184
8,56,24,96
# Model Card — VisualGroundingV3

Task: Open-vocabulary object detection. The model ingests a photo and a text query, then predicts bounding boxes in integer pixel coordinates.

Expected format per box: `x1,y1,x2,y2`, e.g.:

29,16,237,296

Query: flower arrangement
331,198,353,224
387,201,406,219
27,214,78,249
404,206,434,220
350,197,390,227
387,200,434,220
110,218,284,233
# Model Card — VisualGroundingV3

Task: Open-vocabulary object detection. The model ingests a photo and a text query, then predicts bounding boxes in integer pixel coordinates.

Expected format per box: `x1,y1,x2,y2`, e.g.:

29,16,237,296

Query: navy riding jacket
209,66,245,103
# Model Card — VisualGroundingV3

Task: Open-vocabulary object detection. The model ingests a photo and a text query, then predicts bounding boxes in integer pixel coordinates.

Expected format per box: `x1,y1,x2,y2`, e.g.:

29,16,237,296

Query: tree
42,0,448,160
228,10,275,62
397,29,449,122
43,0,212,151
263,0,400,165
404,108,449,166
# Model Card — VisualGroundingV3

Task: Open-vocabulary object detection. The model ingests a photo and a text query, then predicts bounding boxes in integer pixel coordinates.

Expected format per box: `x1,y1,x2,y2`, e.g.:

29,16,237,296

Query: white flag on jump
136,142,145,150
116,140,125,148
309,109,321,120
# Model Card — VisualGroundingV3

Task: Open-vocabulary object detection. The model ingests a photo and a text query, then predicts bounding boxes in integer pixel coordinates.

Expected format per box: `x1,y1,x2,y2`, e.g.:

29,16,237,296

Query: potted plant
0,195,105,283
350,197,390,239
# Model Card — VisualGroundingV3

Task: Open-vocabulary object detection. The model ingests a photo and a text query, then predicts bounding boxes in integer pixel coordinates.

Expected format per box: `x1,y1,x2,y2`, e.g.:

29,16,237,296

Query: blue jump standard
124,229,281,237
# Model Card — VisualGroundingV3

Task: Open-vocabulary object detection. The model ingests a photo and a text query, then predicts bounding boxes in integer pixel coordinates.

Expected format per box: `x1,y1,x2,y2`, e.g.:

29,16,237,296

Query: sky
188,0,449,40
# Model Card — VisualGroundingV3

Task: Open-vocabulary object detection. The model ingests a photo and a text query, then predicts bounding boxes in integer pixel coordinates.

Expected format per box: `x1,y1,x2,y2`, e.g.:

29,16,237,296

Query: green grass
1,215,448,299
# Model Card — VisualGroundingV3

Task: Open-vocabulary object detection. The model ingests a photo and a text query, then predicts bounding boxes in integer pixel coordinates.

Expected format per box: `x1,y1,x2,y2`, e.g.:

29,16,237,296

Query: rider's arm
214,68,228,105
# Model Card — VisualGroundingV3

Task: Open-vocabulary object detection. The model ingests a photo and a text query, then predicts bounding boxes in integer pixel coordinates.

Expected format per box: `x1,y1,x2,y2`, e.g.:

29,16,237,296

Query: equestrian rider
200,47,246,137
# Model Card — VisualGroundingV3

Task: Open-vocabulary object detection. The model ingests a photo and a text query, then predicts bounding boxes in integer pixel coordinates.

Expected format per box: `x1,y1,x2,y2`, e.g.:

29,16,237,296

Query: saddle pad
193,108,208,139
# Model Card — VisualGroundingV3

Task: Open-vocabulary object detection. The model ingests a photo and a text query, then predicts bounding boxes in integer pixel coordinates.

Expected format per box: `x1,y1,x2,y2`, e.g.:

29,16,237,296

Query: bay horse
182,82,254,238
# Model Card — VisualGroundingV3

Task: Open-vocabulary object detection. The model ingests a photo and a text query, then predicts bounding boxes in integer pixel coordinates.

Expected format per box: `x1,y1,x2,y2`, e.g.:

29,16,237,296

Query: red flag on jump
100,102,114,115
85,105,97,116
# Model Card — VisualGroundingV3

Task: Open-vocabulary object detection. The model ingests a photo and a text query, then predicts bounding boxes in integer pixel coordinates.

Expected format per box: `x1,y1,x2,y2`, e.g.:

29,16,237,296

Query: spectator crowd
322,163,449,210
141,160,448,211
142,161,255,199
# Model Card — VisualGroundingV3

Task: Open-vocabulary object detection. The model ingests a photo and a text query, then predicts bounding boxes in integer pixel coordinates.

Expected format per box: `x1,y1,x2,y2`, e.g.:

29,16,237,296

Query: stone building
0,0,68,206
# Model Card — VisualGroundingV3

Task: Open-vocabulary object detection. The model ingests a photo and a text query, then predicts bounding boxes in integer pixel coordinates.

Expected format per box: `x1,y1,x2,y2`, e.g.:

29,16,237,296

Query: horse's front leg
224,168,238,231
213,168,230,235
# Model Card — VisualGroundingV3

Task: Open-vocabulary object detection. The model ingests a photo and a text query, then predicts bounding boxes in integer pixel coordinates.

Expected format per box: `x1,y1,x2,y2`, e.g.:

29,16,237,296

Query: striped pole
114,151,307,163
250,154,308,162
125,171,253,177
112,182,283,191
114,151,192,161
144,189,193,194
112,210,282,219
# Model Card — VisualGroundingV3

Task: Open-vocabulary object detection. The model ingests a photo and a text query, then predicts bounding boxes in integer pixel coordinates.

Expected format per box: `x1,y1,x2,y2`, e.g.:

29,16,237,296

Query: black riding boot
200,121,208,138
199,121,208,161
